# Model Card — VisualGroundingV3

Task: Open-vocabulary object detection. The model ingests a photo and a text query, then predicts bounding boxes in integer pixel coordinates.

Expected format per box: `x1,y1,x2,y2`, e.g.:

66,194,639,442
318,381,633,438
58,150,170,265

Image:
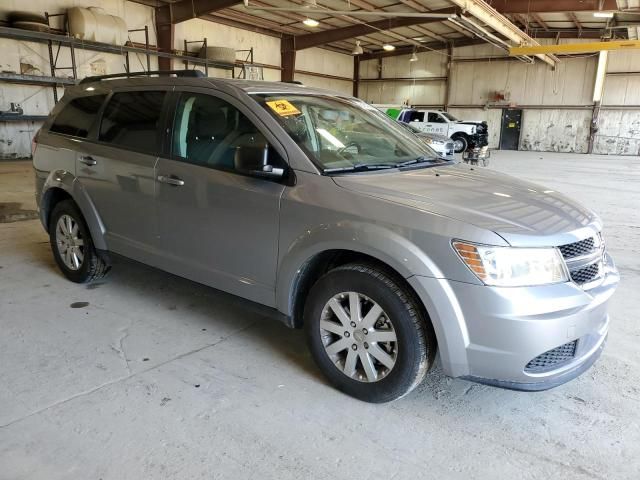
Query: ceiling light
382,44,395,51
303,18,319,27
352,40,363,55
409,52,418,62
593,11,614,18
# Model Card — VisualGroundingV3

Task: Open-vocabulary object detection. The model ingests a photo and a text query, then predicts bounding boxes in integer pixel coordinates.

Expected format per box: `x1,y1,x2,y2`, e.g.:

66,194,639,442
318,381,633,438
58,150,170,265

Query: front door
423,111,449,136
154,90,286,306
500,109,523,150
76,89,168,261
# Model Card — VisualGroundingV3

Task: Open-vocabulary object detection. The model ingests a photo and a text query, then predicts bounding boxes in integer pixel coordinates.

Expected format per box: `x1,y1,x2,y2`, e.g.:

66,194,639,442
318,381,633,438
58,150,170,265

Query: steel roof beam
491,0,618,14
291,8,457,50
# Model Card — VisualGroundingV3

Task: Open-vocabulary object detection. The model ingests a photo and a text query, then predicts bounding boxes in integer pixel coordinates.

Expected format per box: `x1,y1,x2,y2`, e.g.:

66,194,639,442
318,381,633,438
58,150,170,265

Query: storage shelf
0,114,48,122
0,72,75,87
0,26,235,70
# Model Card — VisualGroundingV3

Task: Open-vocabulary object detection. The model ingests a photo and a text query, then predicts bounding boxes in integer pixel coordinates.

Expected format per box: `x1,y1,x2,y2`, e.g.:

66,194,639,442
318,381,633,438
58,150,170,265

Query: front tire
49,199,110,283
452,134,468,153
304,263,436,403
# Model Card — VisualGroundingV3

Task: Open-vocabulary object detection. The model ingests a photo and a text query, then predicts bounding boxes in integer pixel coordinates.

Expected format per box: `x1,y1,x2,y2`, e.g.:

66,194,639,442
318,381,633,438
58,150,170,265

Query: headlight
453,241,568,287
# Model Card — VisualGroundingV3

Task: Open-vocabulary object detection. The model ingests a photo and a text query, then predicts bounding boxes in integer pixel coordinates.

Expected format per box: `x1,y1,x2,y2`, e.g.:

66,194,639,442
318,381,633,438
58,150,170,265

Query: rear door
154,89,287,306
76,88,170,261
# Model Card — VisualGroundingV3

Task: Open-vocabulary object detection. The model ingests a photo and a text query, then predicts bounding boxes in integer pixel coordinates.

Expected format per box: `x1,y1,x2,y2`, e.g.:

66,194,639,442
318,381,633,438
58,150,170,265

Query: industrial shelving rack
0,17,242,122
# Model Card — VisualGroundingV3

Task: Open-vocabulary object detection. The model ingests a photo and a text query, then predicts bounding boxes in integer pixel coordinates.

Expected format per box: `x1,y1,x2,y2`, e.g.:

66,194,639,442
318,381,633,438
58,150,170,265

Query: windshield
252,94,447,172
441,112,459,122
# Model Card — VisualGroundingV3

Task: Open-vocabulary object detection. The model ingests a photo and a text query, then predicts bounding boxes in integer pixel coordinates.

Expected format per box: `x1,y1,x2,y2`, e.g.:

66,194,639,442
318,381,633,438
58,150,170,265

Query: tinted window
409,111,424,122
50,95,106,138
172,93,282,173
428,112,445,123
99,91,165,154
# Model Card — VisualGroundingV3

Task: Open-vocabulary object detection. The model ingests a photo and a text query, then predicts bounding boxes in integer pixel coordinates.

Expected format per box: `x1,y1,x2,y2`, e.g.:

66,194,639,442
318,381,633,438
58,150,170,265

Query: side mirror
234,135,286,180
250,164,285,179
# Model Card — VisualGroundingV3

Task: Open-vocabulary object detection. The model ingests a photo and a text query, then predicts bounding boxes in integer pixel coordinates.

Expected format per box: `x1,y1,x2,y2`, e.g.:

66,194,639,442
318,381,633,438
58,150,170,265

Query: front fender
41,170,108,250
275,220,445,316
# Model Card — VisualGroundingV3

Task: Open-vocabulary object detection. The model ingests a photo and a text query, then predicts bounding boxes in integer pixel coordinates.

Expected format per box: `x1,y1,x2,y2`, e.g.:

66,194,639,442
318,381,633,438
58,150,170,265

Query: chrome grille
570,263,600,284
525,340,577,372
559,235,603,286
559,237,596,259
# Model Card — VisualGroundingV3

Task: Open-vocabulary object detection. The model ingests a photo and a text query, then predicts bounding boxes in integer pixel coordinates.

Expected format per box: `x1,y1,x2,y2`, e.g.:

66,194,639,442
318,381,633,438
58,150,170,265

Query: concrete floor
0,151,639,479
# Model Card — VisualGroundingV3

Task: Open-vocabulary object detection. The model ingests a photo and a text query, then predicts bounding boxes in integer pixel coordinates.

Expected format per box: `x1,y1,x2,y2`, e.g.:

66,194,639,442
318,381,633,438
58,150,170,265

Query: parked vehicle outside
397,108,489,153
33,72,618,402
398,121,455,160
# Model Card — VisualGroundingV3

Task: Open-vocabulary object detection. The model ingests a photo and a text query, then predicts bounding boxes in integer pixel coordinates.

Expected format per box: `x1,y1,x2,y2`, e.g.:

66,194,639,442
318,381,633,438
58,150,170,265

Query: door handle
157,175,185,187
79,155,96,166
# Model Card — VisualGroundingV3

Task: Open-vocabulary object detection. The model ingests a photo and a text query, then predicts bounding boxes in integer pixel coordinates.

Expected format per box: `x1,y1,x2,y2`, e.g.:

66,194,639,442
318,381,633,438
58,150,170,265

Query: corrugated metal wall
595,50,640,155
360,42,640,155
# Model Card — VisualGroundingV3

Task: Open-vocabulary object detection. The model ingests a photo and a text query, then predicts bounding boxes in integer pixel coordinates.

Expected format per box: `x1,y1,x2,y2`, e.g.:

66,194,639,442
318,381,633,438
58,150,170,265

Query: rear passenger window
99,91,165,154
50,95,106,138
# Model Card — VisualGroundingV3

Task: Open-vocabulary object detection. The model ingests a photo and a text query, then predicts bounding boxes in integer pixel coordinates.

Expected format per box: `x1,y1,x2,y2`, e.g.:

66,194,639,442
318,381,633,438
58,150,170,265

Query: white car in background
398,121,455,160
397,108,489,153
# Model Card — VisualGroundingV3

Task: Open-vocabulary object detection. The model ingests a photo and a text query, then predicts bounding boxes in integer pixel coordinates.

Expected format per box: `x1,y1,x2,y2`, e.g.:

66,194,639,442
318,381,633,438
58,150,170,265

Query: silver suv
33,72,619,403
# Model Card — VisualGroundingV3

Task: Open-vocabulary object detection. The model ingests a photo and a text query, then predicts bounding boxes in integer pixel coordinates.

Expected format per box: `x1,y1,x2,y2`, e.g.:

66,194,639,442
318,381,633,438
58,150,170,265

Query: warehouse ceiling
131,0,637,57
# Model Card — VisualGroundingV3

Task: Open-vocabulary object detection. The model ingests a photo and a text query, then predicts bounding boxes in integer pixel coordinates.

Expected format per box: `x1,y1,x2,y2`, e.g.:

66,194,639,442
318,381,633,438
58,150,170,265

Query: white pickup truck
397,108,489,153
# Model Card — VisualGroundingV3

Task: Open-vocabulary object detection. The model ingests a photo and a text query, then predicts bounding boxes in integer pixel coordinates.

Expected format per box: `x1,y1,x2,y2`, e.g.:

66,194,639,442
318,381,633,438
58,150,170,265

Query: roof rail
79,69,205,84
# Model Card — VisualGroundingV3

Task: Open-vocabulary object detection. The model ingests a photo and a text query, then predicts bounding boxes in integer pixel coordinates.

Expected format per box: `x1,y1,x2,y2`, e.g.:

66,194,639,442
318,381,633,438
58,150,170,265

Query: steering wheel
338,141,362,158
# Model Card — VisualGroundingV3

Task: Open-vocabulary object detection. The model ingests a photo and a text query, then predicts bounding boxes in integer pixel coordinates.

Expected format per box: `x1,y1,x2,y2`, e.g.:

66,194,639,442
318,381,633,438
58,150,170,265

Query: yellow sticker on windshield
266,99,301,116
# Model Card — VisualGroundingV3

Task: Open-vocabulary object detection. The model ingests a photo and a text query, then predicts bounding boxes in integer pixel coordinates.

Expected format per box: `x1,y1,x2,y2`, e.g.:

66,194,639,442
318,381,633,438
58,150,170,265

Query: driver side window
427,112,445,123
172,93,283,174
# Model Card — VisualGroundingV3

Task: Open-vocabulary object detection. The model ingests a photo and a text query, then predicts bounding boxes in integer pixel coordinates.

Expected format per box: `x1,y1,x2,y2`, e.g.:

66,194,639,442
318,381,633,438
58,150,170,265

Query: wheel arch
277,222,444,330
41,170,108,250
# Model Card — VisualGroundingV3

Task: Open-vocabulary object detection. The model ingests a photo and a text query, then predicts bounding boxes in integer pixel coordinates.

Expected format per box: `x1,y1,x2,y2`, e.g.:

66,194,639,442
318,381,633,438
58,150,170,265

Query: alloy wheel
319,292,398,383
55,214,85,271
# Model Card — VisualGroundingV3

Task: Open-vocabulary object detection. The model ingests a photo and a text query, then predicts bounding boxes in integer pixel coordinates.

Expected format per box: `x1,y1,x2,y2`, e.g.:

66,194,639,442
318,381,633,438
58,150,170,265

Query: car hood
332,163,600,246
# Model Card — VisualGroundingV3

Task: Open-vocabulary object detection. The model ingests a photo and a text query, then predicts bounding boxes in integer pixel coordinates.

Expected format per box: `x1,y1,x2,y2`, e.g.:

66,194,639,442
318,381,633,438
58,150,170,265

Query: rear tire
49,200,110,283
304,263,436,403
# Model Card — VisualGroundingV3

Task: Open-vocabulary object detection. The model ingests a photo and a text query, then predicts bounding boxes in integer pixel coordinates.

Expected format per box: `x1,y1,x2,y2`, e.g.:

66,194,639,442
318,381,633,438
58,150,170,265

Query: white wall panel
448,108,501,149
520,109,591,153
294,73,352,96
296,48,352,78
593,110,640,155
382,51,447,78
360,59,379,80
602,75,640,105
607,50,640,73
450,56,596,107
359,80,445,106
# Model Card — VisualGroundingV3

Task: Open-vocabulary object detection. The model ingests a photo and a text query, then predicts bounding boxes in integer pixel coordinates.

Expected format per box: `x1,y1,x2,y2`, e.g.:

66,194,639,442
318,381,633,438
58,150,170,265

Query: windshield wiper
396,156,444,168
324,163,395,173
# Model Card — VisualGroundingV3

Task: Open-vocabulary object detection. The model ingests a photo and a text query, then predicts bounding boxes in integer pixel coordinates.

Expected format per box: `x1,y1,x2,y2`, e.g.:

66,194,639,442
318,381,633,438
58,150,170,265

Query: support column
589,50,608,153
353,56,360,98
444,42,453,110
281,35,296,82
156,5,174,71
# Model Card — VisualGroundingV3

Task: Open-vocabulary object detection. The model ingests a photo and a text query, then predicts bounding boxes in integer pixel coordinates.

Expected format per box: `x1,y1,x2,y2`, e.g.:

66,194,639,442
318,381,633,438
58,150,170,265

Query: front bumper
408,253,619,391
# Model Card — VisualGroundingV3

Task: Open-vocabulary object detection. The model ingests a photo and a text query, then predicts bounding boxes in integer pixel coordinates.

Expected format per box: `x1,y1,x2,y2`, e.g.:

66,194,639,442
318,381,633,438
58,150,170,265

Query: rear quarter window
49,95,107,138
99,91,166,155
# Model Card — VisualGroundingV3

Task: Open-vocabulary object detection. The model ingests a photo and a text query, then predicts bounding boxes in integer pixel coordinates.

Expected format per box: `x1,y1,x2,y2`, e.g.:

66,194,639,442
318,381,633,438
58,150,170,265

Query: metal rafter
291,8,457,51
488,0,618,13
569,12,584,35
446,0,558,66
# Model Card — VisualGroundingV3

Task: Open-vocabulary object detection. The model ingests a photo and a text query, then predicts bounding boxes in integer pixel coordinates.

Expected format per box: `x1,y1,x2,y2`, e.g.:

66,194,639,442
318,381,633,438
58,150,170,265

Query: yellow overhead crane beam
510,40,640,56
